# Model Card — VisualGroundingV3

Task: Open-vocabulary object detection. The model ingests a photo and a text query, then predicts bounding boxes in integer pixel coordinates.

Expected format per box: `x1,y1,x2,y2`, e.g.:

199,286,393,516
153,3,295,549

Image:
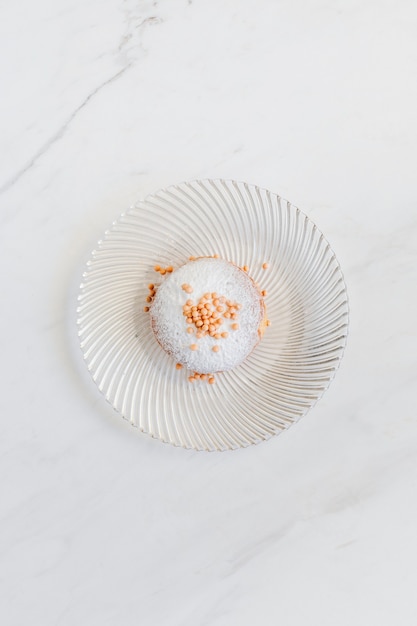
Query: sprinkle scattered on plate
77,179,349,451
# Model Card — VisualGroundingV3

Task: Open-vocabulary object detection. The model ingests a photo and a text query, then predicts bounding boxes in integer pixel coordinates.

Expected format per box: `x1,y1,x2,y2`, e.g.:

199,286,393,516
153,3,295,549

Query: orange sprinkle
143,306,149,312
186,317,193,324
148,283,155,290
200,374,207,380
146,295,152,303
209,324,216,332
242,265,249,272
196,332,203,339
187,327,194,334
185,286,193,293
204,292,210,299
214,333,221,339
211,311,218,319
216,318,223,325
202,324,208,332
213,299,220,307
196,320,203,327
212,345,220,352
160,268,166,275
221,332,228,338
208,377,215,384
231,313,238,320
229,307,236,314
261,290,267,297
216,306,224,313
154,265,160,272
166,266,173,273
182,283,189,291
194,373,200,379
188,376,195,383
211,292,218,299
186,299,193,306
190,344,198,351
176,363,183,370
224,312,231,319
262,262,269,270
232,323,239,331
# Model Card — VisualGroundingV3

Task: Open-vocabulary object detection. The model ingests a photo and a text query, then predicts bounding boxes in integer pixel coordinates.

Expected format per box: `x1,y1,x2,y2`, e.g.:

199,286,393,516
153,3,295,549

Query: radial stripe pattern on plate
77,180,349,450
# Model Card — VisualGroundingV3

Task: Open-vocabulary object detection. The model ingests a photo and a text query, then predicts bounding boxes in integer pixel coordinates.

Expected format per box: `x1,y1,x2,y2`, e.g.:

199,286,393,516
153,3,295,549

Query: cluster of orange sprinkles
143,257,271,384
153,264,174,276
143,283,158,312
188,372,216,384
175,363,215,384
181,291,242,346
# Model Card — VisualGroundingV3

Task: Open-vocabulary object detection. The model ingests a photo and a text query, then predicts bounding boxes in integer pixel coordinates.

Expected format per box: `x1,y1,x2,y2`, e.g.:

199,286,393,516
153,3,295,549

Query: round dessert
149,257,266,374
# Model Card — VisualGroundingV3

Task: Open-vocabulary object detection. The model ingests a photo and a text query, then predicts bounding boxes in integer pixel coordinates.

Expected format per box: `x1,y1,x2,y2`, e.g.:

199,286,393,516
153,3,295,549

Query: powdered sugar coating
149,258,265,374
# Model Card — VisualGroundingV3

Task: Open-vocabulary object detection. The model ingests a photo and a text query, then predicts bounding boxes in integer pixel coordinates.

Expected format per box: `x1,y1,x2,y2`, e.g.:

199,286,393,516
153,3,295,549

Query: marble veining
0,63,133,194
1,0,417,624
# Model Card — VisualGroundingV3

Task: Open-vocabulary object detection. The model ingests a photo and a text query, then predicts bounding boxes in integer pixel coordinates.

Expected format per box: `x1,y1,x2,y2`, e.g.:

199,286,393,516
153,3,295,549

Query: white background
1,1,416,624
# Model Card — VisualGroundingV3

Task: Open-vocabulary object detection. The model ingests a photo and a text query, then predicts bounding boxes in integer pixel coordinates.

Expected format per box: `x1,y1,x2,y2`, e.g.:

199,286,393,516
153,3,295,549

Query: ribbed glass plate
77,180,349,451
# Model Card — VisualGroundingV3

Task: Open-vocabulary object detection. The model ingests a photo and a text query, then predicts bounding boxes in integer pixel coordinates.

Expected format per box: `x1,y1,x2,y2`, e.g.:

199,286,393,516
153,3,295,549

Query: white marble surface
1,0,416,623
